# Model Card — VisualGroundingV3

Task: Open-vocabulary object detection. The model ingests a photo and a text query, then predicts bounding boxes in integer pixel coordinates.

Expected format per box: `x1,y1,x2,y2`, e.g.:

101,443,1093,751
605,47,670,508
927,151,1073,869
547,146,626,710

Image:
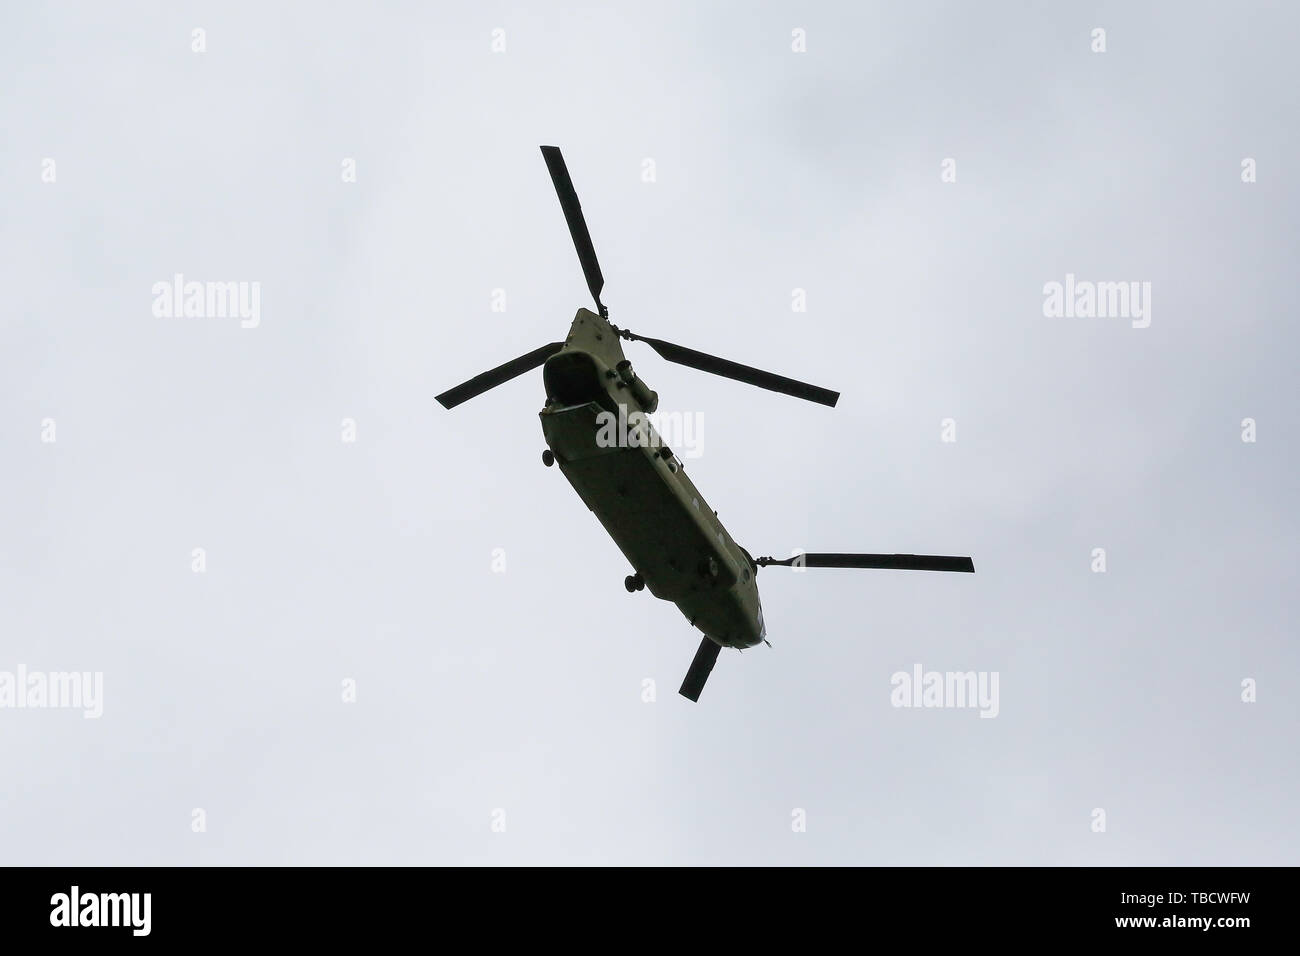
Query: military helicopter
436,146,975,702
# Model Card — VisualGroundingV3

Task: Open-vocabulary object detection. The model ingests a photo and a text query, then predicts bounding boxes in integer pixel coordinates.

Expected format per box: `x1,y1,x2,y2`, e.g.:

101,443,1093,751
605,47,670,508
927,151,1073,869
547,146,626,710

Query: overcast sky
2,1,1296,865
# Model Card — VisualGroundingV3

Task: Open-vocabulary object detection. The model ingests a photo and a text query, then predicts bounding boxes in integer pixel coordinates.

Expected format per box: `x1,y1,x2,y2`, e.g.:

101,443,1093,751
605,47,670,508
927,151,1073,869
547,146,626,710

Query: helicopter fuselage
539,309,766,650
436,146,970,701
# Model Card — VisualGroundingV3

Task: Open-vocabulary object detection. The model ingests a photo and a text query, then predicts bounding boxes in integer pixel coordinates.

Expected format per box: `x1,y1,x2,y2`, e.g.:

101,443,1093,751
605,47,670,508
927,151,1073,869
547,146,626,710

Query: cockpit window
544,352,602,406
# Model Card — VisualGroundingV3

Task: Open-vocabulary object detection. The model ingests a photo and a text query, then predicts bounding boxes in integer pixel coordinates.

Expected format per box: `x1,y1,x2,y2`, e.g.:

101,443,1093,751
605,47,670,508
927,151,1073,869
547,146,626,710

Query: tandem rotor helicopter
437,146,975,702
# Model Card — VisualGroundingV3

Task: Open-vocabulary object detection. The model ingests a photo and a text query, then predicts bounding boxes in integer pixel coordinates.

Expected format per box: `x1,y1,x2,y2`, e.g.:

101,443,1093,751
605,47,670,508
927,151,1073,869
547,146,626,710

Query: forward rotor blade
678,637,722,702
757,553,975,573
625,333,839,408
540,146,605,313
435,343,564,409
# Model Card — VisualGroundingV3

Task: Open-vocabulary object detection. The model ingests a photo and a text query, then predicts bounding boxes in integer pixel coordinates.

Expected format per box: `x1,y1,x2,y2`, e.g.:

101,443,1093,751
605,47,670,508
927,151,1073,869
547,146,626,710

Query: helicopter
436,146,975,702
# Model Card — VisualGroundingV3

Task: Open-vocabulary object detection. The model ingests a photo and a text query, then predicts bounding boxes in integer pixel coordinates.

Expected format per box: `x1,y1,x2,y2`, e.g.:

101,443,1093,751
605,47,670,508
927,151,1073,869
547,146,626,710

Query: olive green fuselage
539,309,766,650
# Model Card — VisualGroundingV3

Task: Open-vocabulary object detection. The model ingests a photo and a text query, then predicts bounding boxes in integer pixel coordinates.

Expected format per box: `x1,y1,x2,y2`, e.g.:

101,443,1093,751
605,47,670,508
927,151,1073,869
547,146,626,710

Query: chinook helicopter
436,146,975,702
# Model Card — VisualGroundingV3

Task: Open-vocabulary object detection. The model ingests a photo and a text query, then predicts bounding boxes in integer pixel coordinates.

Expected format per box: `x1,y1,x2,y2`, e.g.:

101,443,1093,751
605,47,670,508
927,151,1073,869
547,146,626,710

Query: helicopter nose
543,350,602,405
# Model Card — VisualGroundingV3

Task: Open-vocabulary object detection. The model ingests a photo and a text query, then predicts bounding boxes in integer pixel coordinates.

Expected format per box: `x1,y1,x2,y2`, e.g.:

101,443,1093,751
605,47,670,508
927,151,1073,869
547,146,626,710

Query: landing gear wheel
624,573,645,593
542,449,555,467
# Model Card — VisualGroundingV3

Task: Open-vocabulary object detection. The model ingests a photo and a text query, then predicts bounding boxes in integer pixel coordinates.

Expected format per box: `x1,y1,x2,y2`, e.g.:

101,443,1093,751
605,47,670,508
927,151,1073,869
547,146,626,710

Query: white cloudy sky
2,1,1296,864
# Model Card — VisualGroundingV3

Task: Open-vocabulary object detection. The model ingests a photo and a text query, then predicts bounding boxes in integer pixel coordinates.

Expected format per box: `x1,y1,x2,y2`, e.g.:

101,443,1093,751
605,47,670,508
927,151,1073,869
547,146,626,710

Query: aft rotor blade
678,637,722,702
757,553,975,572
435,342,564,409
540,146,605,313
626,333,839,408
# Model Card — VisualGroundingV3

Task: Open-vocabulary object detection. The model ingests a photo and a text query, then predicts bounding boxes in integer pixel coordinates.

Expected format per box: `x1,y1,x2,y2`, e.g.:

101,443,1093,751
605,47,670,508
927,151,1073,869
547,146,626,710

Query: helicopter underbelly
540,401,764,648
